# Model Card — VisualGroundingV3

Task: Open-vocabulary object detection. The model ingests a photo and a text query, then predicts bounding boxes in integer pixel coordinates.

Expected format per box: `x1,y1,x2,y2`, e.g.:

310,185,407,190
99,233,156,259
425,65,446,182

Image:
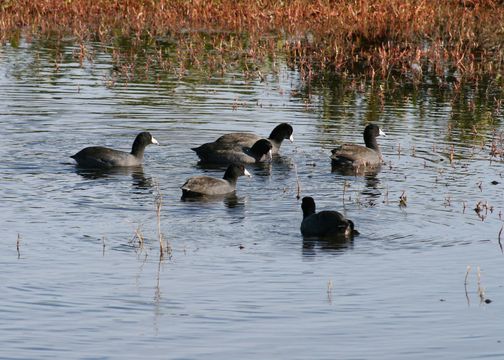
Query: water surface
1,40,504,359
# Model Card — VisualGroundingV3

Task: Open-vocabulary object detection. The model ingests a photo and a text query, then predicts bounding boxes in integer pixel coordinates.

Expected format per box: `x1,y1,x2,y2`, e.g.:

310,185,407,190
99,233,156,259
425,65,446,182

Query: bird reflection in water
196,159,275,178
361,173,381,199
180,192,246,209
75,166,153,190
334,169,382,205
331,162,382,177
302,234,355,257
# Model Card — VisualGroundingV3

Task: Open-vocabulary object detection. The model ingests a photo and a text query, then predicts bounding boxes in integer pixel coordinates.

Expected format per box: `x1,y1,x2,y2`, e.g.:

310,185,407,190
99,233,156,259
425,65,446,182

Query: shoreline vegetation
1,0,503,92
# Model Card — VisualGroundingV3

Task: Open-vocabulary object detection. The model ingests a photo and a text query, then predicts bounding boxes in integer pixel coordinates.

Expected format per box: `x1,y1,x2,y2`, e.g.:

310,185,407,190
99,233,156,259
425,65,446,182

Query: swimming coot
71,132,159,168
301,196,358,238
192,123,293,158
331,124,385,170
192,138,272,164
181,164,252,197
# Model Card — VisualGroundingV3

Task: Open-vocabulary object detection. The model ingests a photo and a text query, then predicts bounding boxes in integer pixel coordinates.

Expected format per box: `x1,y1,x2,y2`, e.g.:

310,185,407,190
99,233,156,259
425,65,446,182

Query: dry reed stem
154,184,165,260
154,256,162,304
293,163,301,199
477,266,485,304
16,233,21,259
327,279,333,304
464,265,471,305
399,191,407,208
499,225,503,254
130,224,145,254
464,265,471,285
1,1,503,85
342,180,349,204
383,186,389,205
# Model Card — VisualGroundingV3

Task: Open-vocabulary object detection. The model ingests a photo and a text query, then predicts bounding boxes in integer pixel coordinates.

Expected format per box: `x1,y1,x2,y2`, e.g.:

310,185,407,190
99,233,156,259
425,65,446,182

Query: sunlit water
1,40,504,359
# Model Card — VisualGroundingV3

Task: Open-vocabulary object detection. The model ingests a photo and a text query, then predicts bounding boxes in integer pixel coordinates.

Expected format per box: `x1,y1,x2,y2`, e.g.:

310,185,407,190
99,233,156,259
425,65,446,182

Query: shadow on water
331,163,382,177
180,192,246,209
302,234,355,257
195,160,278,179
195,162,229,171
272,155,295,169
75,166,154,190
361,173,382,199
332,169,382,200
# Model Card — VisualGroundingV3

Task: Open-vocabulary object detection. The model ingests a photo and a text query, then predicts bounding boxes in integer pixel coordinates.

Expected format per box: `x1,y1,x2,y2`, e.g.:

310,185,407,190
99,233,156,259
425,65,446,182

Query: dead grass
1,0,504,86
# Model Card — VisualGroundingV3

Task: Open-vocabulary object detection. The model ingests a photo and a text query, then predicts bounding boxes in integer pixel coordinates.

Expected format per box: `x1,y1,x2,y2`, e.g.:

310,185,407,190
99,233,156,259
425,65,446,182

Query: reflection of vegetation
6,37,502,140
1,0,504,89
301,73,502,144
2,1,503,145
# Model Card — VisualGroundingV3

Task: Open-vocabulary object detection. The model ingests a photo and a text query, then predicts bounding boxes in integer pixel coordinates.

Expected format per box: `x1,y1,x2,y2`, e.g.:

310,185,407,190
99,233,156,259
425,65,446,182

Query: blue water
1,40,503,359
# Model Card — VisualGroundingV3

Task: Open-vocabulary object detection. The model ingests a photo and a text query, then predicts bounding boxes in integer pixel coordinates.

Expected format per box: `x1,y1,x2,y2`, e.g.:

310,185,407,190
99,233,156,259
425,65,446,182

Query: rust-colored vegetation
1,0,504,86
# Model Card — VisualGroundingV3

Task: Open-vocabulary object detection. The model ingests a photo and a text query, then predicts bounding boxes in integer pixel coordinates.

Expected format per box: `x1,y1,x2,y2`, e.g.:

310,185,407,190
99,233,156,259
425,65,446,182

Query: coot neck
364,136,380,152
249,144,270,161
248,148,262,161
223,169,238,186
302,206,316,219
131,136,148,158
267,138,281,150
131,144,146,158
268,128,286,148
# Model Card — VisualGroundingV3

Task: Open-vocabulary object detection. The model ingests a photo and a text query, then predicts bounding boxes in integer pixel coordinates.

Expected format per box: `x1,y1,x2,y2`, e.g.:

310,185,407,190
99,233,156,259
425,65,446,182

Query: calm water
1,40,504,359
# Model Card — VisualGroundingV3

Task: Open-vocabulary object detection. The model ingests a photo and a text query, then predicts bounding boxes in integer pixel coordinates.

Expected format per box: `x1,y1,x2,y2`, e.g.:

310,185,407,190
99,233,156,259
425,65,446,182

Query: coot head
131,132,159,155
250,139,273,161
269,123,294,143
223,164,252,181
301,196,317,218
363,124,386,149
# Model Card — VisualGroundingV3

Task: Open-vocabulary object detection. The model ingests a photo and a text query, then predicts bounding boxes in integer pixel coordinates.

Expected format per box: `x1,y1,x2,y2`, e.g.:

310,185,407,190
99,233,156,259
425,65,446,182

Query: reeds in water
1,0,503,86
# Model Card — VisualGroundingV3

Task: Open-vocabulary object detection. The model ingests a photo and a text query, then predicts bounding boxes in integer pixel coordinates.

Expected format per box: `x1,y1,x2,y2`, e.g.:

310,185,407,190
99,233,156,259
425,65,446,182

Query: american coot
71,132,159,168
192,138,272,164
331,124,386,169
300,196,358,238
181,164,252,197
192,123,293,158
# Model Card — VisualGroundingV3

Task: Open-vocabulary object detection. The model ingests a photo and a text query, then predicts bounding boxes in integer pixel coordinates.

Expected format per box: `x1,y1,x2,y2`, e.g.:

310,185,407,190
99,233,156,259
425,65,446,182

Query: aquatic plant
1,0,503,88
